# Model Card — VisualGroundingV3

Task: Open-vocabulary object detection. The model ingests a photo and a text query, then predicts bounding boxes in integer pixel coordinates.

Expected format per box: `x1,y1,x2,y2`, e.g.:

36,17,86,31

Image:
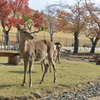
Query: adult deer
41,45,57,72
17,24,57,87
41,42,62,72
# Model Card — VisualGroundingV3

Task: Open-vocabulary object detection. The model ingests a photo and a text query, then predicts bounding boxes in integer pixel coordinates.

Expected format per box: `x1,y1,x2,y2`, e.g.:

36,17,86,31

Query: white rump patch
58,45,61,47
54,45,57,50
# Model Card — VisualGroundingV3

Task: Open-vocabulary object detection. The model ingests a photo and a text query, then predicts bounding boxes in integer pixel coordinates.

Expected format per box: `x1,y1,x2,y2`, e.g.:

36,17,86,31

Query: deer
17,24,57,87
41,45,57,72
54,42,62,64
41,42,62,72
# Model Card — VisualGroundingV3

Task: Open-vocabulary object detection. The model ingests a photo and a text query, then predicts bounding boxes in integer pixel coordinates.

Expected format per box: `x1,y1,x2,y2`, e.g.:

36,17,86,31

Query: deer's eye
24,31,27,33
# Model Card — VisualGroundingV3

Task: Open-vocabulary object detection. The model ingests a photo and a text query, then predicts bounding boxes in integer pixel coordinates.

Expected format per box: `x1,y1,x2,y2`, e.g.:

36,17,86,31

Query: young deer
54,42,62,64
17,24,57,87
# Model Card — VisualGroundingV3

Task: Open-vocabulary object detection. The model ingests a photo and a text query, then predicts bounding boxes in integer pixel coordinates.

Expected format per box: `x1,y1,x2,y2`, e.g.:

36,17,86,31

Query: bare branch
31,27,41,34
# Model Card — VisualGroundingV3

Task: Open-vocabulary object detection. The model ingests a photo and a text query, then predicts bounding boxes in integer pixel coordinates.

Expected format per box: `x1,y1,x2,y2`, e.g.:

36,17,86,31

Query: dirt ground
60,52,100,100
60,52,97,64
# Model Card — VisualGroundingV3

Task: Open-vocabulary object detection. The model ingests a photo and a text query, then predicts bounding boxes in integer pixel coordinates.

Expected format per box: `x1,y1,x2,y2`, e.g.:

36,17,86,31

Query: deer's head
17,24,34,40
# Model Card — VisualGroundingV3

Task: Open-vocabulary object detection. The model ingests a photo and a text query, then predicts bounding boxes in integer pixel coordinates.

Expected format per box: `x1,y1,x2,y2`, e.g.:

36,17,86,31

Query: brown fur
54,42,62,64
17,24,57,87
41,42,62,72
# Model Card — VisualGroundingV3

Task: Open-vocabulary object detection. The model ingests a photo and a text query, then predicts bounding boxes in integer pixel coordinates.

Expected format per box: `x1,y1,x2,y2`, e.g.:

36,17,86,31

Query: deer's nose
31,36,34,39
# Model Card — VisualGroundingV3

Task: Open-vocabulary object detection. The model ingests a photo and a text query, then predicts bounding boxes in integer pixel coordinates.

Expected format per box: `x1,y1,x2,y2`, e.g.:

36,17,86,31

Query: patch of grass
0,57,100,98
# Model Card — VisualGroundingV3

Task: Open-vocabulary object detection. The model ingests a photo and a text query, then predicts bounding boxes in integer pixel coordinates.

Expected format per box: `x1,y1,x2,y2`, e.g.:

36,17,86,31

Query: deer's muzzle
31,36,34,39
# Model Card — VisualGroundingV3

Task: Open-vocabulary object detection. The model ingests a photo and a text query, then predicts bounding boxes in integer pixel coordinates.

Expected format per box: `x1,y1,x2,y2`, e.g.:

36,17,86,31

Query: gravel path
40,53,100,100
41,81,100,100
88,96,100,100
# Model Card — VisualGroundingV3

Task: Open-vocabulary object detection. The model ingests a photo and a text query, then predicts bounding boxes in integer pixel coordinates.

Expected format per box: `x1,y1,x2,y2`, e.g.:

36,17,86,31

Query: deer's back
21,39,54,61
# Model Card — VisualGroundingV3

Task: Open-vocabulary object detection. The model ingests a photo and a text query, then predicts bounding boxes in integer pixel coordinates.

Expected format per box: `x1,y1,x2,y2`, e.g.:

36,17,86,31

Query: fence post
1,34,3,49
59,37,60,42
44,34,45,39
66,38,67,46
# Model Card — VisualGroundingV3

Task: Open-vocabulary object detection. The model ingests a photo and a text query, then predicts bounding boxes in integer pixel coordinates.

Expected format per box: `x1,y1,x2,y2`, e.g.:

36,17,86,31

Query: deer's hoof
29,85,32,87
22,82,28,86
22,84,25,86
29,84,32,87
53,81,58,83
39,81,43,84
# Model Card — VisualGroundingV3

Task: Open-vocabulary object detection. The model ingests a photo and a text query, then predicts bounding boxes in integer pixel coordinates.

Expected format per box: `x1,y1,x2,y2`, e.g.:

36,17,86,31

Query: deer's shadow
9,70,37,74
0,84,21,89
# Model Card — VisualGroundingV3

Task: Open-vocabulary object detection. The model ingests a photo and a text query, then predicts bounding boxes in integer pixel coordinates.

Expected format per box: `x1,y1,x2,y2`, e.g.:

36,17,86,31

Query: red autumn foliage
33,13,44,28
0,0,29,29
6,17,24,29
0,0,11,23
9,0,29,13
0,0,45,31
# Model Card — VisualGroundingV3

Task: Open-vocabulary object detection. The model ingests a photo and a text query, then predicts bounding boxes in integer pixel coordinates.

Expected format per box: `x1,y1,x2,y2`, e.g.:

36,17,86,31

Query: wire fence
34,34,100,48
0,32,100,51
0,33,19,51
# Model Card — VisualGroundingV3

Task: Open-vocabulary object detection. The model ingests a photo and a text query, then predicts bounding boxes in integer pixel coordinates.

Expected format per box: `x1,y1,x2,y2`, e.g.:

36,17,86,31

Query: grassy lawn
0,57,100,99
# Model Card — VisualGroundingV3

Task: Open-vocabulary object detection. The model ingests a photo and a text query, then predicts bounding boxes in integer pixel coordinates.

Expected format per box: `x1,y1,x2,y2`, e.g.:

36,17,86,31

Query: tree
56,0,89,53
84,22,99,53
85,0,100,53
44,5,61,42
31,12,47,33
0,0,28,48
22,9,47,35
0,0,49,48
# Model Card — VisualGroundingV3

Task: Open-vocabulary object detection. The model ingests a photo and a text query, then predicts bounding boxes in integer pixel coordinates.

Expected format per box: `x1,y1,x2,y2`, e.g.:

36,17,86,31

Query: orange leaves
6,17,24,29
56,2,90,34
57,10,70,17
0,0,11,21
33,13,44,28
93,28,100,38
85,2,100,38
9,0,29,11
0,0,29,30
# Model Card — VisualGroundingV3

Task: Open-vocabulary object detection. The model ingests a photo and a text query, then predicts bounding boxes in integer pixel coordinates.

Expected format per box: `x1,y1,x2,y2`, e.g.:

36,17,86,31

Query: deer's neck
19,40,26,53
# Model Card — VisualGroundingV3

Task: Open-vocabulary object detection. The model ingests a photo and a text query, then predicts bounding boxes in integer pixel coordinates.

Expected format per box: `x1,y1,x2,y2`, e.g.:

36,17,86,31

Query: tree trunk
16,30,20,43
50,34,53,42
73,32,79,54
4,31,9,49
90,37,99,53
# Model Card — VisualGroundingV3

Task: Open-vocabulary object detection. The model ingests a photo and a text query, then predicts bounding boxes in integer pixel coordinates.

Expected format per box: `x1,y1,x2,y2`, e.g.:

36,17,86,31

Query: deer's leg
22,60,28,86
29,60,33,87
49,54,57,83
57,55,60,64
39,63,49,84
41,59,51,72
52,62,57,83
49,60,52,72
41,60,44,72
58,52,60,64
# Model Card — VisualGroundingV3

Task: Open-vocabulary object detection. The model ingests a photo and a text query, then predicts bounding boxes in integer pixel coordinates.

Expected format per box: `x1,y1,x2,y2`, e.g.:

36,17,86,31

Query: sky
29,0,100,11
29,0,75,11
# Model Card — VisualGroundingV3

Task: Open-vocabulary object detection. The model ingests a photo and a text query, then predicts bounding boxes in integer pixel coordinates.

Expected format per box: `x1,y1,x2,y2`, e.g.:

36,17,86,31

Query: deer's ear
17,24,22,30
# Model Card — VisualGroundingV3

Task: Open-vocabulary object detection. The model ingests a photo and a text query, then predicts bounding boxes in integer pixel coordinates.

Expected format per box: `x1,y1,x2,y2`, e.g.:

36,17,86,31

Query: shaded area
9,71,37,74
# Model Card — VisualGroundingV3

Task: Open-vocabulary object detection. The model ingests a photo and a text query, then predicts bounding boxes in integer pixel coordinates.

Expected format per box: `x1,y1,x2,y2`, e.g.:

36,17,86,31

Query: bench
0,51,20,65
93,55,100,65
